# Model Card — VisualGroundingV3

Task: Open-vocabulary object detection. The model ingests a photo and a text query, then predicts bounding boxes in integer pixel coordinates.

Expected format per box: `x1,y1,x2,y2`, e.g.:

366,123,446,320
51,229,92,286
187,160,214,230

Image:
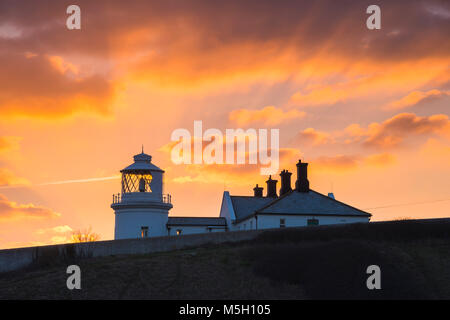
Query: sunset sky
0,0,449,249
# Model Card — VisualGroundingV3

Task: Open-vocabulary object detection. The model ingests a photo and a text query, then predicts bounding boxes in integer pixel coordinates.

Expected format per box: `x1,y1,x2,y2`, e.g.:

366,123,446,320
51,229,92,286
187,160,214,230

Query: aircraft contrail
0,175,120,189
38,175,121,185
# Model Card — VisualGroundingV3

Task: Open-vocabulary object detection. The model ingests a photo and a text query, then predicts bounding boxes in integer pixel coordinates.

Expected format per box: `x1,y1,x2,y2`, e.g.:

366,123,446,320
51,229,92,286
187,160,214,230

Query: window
250,221,253,229
280,219,286,228
176,229,182,235
141,226,149,238
307,218,319,226
244,224,246,230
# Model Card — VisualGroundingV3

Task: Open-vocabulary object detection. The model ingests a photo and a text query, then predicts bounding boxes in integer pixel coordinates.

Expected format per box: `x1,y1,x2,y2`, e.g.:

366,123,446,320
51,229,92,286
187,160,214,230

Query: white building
112,152,371,239
219,161,371,231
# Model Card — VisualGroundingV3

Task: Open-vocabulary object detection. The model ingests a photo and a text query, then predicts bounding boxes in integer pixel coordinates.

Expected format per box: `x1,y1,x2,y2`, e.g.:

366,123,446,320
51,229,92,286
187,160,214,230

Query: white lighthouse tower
112,150,172,239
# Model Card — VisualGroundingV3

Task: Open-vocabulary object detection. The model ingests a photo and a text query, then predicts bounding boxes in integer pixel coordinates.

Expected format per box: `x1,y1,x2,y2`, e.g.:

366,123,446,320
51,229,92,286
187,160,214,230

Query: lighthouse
112,150,172,239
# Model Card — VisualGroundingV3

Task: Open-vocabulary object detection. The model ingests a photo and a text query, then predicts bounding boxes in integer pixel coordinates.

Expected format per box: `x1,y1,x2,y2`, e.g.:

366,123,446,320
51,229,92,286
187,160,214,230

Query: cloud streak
385,89,450,110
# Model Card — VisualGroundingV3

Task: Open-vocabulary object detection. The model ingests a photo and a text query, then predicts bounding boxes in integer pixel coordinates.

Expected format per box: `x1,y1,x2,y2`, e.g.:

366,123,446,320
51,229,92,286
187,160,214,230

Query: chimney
253,184,263,197
279,170,292,196
266,175,278,197
295,159,310,192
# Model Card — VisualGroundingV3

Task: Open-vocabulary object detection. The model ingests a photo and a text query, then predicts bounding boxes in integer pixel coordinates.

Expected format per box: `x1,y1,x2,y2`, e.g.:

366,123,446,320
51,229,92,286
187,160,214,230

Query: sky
0,0,449,249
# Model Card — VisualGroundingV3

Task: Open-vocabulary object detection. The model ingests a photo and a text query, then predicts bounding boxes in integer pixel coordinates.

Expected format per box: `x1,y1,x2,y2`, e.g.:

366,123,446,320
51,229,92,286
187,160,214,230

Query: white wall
219,191,236,227
114,208,169,239
149,171,163,196
168,226,227,236
253,214,369,230
234,217,257,231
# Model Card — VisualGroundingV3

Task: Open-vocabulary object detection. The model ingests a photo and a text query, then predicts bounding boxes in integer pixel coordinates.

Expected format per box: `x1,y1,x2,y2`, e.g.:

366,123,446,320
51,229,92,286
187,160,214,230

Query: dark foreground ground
1,219,450,299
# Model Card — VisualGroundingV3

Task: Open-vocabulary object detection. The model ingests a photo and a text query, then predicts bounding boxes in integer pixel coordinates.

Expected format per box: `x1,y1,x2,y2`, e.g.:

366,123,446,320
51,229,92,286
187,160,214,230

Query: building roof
229,196,274,221
167,217,227,227
230,190,371,223
257,190,371,217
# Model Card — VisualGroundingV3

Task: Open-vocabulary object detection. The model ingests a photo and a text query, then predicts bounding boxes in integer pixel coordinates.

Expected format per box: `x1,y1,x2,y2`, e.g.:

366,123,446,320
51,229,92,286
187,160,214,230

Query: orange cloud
229,106,305,126
289,59,449,109
0,53,116,118
35,225,73,245
385,89,450,110
0,194,60,221
364,153,397,167
295,113,450,150
47,55,79,75
0,168,30,187
312,153,396,172
295,128,332,146
290,84,349,107
36,225,73,235
0,0,447,97
0,224,74,249
361,113,450,149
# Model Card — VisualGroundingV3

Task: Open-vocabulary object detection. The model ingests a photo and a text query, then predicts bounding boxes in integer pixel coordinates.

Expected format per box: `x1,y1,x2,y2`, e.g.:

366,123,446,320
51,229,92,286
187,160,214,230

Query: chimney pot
279,169,292,196
253,184,263,197
295,159,310,192
266,175,278,197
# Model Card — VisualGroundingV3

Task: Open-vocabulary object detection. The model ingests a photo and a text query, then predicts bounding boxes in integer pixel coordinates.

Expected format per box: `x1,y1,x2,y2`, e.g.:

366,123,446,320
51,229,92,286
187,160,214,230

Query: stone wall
0,229,263,273
2,218,448,273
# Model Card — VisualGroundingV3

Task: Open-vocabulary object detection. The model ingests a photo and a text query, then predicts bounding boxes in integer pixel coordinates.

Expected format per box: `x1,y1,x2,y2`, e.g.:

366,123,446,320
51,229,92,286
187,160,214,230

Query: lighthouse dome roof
120,152,164,173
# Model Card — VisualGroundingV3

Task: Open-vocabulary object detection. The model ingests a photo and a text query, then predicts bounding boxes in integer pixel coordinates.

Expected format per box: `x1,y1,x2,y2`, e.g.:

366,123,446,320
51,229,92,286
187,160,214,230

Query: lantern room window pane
122,172,152,193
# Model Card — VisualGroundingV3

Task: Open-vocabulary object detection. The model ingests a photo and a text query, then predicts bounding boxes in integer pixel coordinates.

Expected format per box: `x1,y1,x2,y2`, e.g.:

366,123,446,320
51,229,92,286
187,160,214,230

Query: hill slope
1,219,450,299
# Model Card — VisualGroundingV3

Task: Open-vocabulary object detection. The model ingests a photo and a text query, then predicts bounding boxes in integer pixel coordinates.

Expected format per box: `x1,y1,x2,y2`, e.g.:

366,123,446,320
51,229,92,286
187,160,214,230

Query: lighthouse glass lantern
120,152,159,194
112,151,169,206
121,167,152,193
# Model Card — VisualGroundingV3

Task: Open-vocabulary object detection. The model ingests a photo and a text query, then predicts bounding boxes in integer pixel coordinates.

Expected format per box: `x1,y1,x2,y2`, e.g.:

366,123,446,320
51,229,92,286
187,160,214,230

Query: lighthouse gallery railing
112,193,172,204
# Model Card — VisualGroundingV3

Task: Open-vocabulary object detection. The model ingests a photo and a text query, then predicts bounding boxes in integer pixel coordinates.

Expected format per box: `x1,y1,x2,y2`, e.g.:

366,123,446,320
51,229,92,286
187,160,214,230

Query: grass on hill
1,219,450,299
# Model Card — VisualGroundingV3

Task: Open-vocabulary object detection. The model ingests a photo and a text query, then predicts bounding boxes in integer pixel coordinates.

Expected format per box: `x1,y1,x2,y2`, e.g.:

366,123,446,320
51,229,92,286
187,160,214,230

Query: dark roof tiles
257,190,371,216
229,196,274,221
